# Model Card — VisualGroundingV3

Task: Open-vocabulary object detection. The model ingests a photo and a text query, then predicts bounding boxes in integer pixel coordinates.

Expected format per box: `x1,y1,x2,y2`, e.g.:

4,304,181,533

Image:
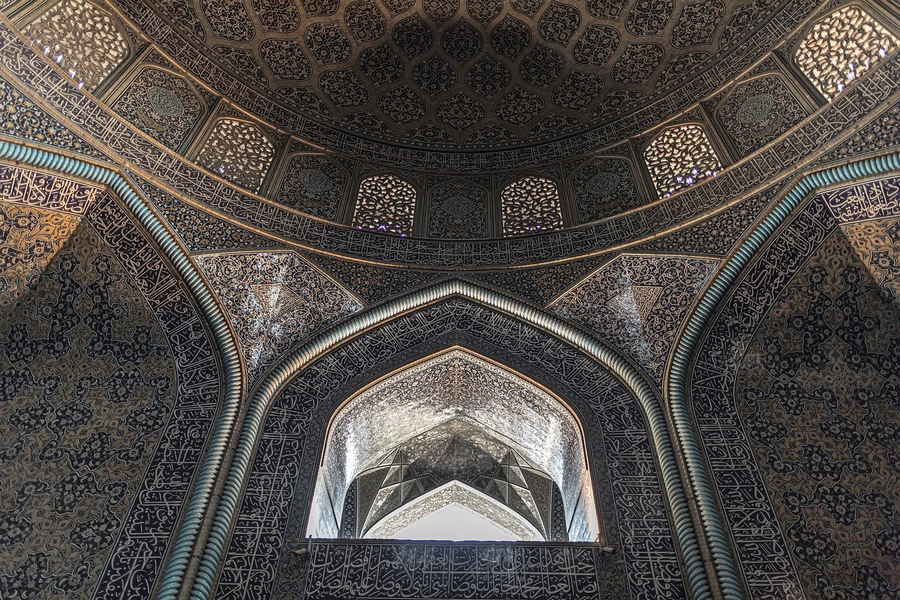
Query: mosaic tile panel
823,101,900,164
737,223,900,598
0,201,176,599
0,78,103,159
300,253,443,305
552,254,719,386
193,251,362,382
638,183,784,256
841,217,900,301
217,299,684,599
138,178,281,252
273,154,346,221
570,158,643,224
691,175,900,598
0,163,221,598
427,180,488,239
716,73,810,156
111,67,206,150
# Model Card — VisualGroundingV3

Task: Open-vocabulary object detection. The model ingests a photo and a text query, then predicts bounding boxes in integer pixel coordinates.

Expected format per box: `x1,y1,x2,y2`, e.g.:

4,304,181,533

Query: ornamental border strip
109,0,821,170
666,151,900,599
1,19,899,269
0,140,244,600
191,280,717,600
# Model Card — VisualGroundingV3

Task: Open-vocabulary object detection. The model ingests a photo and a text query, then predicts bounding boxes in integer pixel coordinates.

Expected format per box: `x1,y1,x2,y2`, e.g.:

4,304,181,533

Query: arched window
23,0,129,91
307,349,599,543
795,6,899,100
501,176,564,236
196,118,275,193
352,174,417,236
644,123,721,198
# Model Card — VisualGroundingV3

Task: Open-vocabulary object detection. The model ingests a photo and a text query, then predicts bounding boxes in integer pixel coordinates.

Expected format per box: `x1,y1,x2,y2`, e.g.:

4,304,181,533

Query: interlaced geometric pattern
795,6,898,100
23,0,129,91
501,176,563,236
196,119,275,193
644,124,721,198
352,174,416,235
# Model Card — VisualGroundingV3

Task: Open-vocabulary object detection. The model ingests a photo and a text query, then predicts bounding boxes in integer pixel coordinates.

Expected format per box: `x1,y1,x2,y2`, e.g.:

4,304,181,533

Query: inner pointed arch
364,480,545,542
306,346,599,542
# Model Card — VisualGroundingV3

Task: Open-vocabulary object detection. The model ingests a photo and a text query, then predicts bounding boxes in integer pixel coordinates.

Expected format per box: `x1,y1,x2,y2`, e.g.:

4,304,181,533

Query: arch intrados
310,346,596,541
322,345,588,455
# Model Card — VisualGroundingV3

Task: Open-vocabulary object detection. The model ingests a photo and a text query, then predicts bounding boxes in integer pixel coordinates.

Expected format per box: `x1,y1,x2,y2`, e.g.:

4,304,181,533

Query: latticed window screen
196,119,276,193
795,6,899,100
352,174,417,235
501,176,564,236
643,124,721,198
23,0,129,91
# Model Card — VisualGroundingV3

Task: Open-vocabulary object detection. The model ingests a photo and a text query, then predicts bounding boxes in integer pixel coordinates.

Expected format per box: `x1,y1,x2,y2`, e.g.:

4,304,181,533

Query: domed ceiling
138,0,784,154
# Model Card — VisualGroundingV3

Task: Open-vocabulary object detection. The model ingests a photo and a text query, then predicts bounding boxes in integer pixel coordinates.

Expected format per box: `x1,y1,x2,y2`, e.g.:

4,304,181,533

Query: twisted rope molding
0,141,245,600
190,279,714,600
667,151,900,600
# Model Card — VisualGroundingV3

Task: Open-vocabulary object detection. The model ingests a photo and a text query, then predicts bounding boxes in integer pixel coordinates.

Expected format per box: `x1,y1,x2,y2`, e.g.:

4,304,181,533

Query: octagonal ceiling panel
127,0,788,151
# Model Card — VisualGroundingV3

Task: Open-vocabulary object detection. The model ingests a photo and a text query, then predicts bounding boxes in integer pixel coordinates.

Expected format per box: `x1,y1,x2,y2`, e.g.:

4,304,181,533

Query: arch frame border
196,278,713,600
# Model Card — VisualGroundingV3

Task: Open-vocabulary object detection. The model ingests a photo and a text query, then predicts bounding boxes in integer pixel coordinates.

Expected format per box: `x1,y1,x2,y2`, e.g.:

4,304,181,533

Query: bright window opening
307,348,599,542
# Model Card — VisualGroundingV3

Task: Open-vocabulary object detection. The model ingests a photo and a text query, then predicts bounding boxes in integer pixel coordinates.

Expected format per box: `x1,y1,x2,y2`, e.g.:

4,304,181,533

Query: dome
120,0,789,168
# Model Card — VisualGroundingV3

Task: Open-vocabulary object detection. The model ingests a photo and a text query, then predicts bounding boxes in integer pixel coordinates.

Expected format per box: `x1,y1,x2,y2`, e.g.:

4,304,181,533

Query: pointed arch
309,347,596,542
363,480,545,542
668,153,900,600
0,141,245,600
201,279,713,599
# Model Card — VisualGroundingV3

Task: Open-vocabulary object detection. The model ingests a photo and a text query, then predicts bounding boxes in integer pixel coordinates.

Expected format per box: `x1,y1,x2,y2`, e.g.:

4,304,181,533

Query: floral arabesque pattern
716,73,809,156
141,179,280,252
274,154,346,221
111,67,205,150
737,222,900,598
571,158,642,223
551,253,718,386
0,202,175,599
193,251,361,383
428,180,488,238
